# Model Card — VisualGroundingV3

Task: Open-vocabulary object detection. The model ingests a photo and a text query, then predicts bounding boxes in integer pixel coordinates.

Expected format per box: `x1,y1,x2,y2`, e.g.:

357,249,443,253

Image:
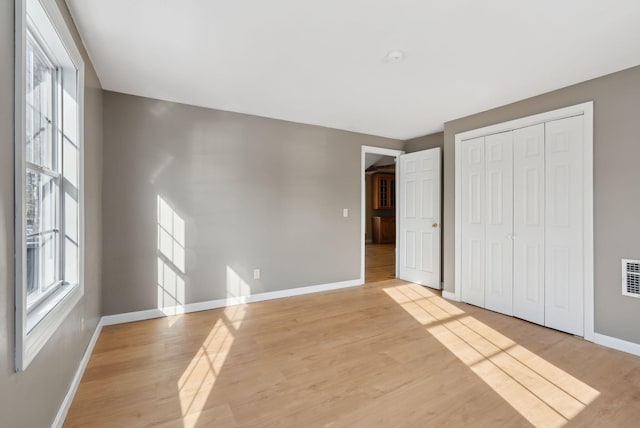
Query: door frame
361,145,404,283
453,101,594,341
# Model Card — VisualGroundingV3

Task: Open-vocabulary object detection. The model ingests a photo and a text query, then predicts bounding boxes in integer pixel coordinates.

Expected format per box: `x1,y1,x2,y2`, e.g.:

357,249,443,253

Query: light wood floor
365,243,395,283
65,280,640,427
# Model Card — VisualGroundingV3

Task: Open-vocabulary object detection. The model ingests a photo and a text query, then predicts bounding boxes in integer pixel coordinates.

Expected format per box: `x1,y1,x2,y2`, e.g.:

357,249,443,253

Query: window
25,32,61,309
15,0,85,371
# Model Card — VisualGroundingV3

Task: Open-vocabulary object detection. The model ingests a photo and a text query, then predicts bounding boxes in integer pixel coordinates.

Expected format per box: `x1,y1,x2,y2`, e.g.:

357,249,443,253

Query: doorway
361,146,403,283
361,145,443,288
365,154,397,282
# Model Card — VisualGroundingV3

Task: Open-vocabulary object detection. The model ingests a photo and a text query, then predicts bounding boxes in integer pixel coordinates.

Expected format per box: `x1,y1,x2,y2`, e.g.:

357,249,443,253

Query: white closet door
484,132,513,315
513,124,545,325
545,116,584,336
461,137,485,307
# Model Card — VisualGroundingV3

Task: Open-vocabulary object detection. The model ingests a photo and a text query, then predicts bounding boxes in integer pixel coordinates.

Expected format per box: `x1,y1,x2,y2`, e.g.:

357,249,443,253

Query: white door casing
460,138,485,306
544,115,584,336
513,123,545,325
484,132,514,315
399,148,441,288
360,145,404,283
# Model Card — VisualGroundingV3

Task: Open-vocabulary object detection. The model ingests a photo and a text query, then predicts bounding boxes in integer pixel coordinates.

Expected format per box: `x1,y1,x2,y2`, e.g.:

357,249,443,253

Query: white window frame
15,0,85,371
24,30,63,310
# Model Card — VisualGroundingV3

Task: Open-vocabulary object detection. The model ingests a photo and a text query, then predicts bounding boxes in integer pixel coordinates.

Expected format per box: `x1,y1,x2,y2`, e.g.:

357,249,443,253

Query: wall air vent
622,259,640,298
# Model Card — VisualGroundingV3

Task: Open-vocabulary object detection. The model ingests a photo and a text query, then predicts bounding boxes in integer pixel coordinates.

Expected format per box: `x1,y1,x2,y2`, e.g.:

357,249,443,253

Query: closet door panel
545,116,584,336
513,124,545,325
461,137,485,307
484,132,513,315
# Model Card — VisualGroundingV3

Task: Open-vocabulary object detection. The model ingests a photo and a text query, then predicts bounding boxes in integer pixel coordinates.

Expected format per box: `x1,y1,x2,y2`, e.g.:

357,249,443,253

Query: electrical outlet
253,268,261,280
343,208,349,217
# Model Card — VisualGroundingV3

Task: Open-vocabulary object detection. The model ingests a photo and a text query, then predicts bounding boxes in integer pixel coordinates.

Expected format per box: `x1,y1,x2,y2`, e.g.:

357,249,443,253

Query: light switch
253,269,261,280
343,208,349,217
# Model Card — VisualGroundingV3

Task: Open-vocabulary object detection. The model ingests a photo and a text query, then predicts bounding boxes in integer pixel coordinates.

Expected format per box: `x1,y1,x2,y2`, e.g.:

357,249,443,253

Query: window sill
26,282,77,332
19,283,83,370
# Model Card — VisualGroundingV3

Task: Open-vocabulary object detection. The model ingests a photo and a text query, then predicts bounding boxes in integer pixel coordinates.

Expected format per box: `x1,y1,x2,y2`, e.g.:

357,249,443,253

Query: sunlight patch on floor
177,304,246,427
383,284,599,428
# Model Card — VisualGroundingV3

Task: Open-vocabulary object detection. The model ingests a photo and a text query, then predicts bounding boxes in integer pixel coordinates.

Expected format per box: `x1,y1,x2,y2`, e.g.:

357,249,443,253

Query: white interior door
460,137,485,306
484,132,513,315
513,124,545,325
545,116,584,336
399,148,441,288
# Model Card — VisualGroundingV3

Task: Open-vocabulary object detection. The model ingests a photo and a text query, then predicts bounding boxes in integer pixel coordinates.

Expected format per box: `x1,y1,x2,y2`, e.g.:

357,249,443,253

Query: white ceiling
66,0,640,140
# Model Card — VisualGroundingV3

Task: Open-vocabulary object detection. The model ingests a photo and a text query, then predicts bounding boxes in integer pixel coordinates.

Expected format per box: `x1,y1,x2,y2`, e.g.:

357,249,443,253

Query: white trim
455,103,591,142
51,319,103,428
454,131,462,302
594,333,640,357
104,279,363,326
361,145,404,283
442,290,460,301
15,0,86,371
101,308,166,326
582,103,595,342
361,145,404,158
454,101,594,340
14,0,28,373
23,286,82,369
26,0,84,68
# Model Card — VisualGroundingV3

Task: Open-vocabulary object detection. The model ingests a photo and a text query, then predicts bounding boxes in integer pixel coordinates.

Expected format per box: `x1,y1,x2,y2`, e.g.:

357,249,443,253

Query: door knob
432,223,439,228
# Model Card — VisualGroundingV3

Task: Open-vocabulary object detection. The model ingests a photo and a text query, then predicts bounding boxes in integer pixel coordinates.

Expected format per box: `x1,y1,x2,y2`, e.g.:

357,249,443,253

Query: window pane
26,169,59,305
41,231,58,292
26,35,54,170
25,170,41,237
64,192,79,285
26,170,57,236
26,230,59,306
63,137,79,187
26,238,38,296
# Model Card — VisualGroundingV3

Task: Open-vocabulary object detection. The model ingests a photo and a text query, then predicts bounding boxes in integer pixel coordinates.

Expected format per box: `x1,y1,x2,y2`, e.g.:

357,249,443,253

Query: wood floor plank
65,274,640,427
365,243,395,283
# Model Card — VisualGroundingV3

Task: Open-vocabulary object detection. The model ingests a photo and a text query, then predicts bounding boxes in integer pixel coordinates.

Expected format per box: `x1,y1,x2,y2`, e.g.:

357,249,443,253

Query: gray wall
404,132,444,153
0,0,103,427
102,91,402,315
442,65,640,344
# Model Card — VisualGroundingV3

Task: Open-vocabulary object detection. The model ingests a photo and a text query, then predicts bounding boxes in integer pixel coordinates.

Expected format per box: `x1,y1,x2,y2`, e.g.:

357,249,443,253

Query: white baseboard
101,308,165,326
52,319,103,428
594,333,640,357
438,296,640,358
102,278,364,325
187,278,363,312
442,290,460,301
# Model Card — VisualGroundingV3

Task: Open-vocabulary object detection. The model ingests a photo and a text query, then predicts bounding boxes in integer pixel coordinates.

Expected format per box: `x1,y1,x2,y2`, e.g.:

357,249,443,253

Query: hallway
365,243,395,283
